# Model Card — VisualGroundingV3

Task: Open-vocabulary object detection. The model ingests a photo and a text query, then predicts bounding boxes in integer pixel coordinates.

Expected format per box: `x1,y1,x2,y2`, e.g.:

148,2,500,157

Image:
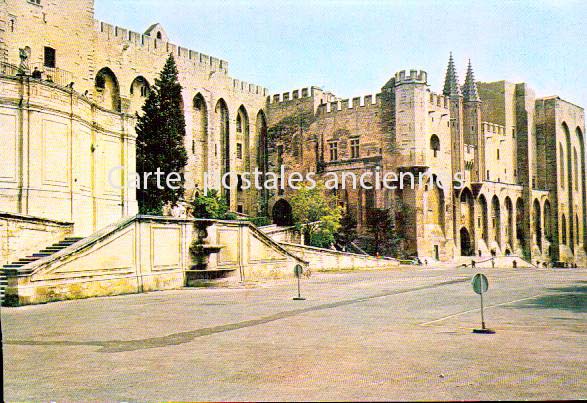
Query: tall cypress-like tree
136,54,187,214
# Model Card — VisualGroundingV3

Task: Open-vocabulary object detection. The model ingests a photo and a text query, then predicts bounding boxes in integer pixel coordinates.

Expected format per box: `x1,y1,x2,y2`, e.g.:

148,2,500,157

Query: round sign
472,273,489,294
294,264,304,278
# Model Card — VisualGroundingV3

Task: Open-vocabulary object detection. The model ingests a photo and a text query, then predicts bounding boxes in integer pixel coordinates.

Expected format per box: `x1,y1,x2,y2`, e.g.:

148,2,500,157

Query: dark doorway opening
272,199,293,226
460,227,474,256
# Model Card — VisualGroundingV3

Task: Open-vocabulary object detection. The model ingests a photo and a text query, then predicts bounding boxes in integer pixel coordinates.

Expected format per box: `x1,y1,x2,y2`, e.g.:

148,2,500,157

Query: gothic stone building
0,0,268,237
266,55,586,266
1,0,585,266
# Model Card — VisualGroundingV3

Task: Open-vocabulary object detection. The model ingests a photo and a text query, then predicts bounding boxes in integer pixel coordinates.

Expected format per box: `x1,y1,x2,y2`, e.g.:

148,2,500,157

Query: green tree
192,190,237,220
136,54,187,214
289,183,343,248
336,211,358,251
365,200,411,258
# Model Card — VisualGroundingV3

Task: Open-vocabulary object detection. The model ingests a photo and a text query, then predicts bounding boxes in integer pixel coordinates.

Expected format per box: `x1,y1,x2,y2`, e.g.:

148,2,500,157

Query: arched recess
561,214,567,245
533,199,542,253
544,200,553,242
95,67,120,112
216,99,230,202
563,122,575,253
193,93,208,185
256,111,268,173
272,199,293,226
460,187,475,234
426,175,445,233
576,126,586,253
516,198,526,253
236,105,250,171
460,227,474,256
430,134,440,157
129,76,150,114
491,195,501,250
478,194,489,245
504,196,514,249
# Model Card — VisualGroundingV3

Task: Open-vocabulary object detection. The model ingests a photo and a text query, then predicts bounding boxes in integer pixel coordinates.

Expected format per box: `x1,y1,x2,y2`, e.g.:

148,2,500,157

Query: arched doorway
491,195,501,249
478,194,488,244
516,198,526,254
505,197,514,249
533,199,542,252
460,227,474,256
272,199,293,226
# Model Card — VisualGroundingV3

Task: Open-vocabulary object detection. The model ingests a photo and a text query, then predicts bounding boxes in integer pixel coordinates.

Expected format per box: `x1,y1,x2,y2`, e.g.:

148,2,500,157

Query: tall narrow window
350,138,360,159
497,149,500,160
44,46,56,68
236,143,243,159
329,141,339,161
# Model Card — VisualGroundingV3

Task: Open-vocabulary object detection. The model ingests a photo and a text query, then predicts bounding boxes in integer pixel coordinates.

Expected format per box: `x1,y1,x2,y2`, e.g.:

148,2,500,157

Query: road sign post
293,264,306,301
471,273,495,334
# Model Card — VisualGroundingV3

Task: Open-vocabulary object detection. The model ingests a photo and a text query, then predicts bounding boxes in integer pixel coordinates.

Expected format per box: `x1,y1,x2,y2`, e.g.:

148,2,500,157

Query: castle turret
443,52,461,97
462,59,484,182
443,53,465,179
462,59,481,102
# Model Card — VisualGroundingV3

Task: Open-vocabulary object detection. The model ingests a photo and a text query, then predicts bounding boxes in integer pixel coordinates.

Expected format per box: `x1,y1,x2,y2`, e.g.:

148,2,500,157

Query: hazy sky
95,0,587,107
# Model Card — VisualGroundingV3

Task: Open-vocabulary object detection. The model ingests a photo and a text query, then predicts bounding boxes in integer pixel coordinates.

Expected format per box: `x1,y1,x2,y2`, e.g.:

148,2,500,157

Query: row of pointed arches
559,122,585,256
458,189,556,258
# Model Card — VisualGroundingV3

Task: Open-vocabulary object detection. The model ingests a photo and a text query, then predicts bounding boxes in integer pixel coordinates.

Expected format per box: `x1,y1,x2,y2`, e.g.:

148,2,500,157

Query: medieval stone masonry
1,0,585,268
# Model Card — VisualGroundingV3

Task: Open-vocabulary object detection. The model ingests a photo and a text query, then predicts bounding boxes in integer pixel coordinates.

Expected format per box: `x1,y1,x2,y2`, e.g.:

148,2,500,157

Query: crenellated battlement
93,20,268,96
482,121,506,135
316,93,382,115
428,91,450,109
267,86,321,104
95,21,228,73
394,69,428,85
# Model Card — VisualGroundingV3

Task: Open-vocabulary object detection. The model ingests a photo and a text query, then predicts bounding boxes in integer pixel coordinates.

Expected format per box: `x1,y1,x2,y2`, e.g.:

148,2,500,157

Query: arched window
430,134,440,157
156,31,162,40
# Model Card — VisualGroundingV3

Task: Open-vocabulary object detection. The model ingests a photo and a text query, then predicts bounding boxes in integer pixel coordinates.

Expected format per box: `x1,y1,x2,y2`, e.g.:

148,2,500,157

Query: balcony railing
0,61,19,77
0,61,74,89
30,63,74,88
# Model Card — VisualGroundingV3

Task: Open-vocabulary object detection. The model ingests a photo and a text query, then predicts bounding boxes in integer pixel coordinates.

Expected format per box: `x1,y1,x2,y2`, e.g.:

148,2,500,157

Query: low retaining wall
5,216,307,305
0,212,73,266
280,243,399,271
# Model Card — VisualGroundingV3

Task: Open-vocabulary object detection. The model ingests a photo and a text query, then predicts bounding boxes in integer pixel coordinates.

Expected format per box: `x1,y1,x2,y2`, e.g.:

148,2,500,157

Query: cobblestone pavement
2,266,587,401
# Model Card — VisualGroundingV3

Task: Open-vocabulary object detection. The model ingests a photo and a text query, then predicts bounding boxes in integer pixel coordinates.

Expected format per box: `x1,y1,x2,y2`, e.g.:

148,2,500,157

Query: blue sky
95,0,587,107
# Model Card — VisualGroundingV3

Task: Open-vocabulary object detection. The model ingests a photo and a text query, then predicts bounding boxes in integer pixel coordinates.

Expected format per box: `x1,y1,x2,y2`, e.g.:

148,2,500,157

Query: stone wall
4,216,307,305
0,76,137,236
280,242,399,271
0,211,73,266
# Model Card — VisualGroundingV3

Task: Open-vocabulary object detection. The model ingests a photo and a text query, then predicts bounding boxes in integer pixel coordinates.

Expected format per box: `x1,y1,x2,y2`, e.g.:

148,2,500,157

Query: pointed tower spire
462,59,481,102
443,52,461,97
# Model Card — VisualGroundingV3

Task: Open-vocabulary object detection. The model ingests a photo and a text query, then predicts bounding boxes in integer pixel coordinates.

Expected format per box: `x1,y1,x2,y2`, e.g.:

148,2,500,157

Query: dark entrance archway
460,227,474,256
272,199,293,226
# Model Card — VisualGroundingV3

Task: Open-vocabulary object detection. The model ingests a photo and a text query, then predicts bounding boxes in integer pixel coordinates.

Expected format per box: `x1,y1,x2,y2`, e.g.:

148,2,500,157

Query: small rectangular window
236,143,243,159
28,0,41,5
350,138,360,159
44,46,55,68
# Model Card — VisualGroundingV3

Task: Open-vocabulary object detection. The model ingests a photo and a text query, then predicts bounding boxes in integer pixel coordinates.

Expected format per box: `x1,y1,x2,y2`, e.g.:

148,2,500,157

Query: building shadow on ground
514,281,587,313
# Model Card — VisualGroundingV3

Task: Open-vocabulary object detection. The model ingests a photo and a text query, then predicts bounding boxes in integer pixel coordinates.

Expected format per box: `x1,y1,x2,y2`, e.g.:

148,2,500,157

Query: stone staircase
0,236,84,305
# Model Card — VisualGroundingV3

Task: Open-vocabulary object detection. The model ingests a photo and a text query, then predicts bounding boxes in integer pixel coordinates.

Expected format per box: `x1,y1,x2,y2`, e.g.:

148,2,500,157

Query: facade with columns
267,55,586,266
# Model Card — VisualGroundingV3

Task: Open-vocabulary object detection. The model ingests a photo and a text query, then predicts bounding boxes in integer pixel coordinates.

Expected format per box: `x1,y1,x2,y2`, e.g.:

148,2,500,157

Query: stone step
64,237,84,242
32,253,53,258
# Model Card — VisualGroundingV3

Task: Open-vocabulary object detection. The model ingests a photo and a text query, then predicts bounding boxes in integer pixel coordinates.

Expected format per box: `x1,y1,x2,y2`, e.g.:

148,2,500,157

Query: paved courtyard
2,266,587,401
